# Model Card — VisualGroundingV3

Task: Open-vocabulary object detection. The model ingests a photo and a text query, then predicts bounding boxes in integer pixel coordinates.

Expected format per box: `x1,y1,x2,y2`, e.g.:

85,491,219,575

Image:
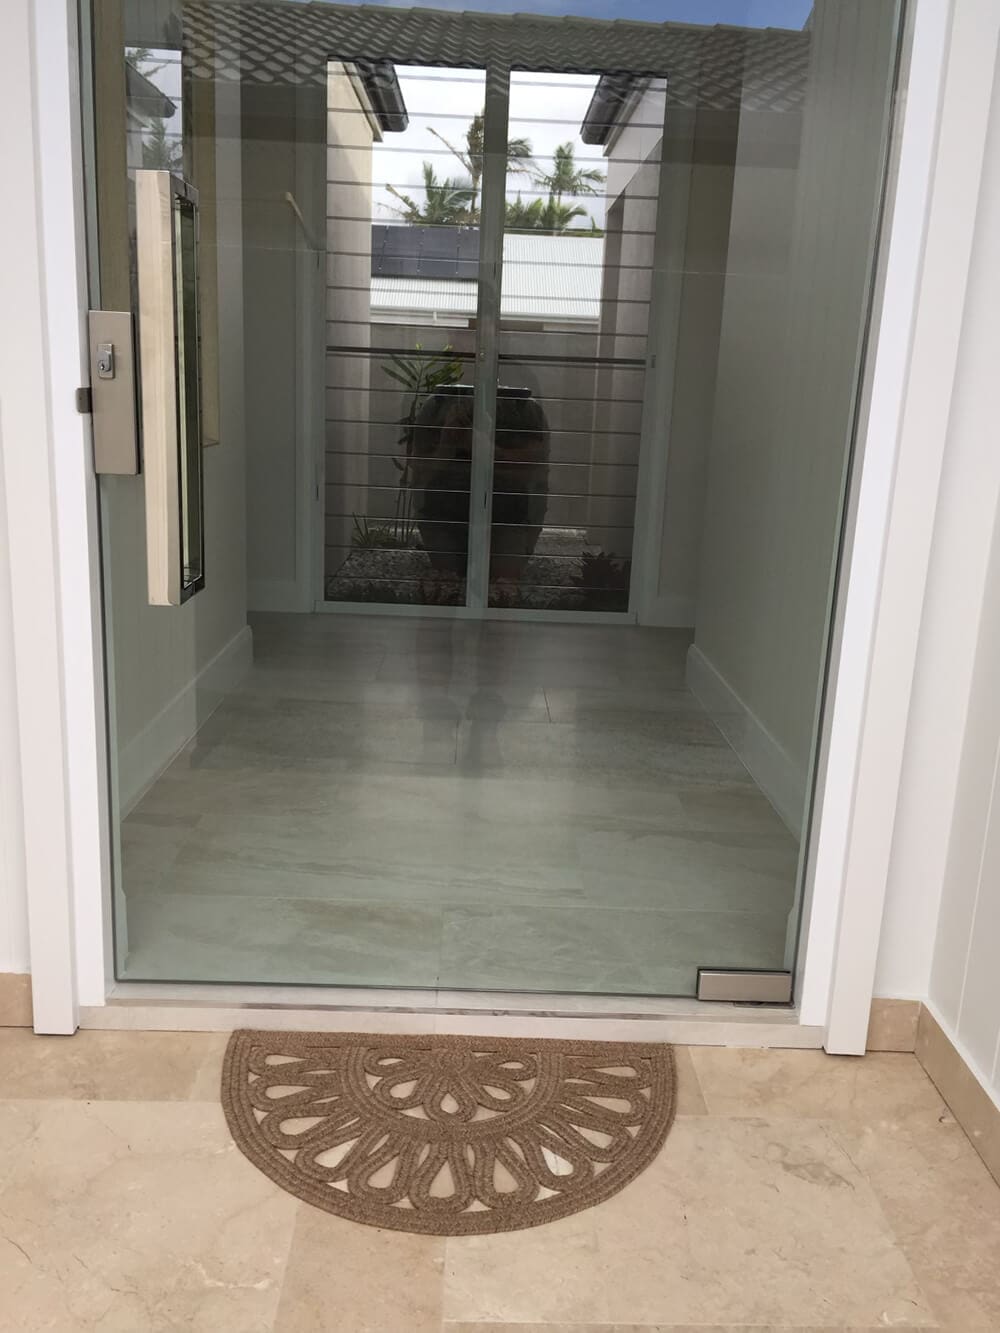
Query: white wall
0,0,90,1025
606,82,665,203
689,0,899,833
0,451,29,973
928,501,1000,1103
107,70,252,812
876,42,1000,1032
609,86,738,626
325,66,375,583
104,445,249,812
115,66,329,801
640,105,737,628
243,76,325,612
590,156,655,561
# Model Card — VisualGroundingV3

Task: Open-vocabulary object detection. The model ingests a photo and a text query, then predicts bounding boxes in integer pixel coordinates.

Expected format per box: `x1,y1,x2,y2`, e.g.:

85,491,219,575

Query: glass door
488,70,664,612
323,59,666,619
325,63,487,608
83,0,903,1001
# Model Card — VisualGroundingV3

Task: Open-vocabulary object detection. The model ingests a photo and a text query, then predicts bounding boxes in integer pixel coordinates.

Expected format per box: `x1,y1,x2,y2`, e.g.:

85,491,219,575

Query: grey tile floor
120,614,799,994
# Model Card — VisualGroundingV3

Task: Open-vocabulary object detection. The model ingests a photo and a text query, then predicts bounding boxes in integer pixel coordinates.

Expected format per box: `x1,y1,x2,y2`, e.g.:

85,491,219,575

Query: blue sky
328,0,814,28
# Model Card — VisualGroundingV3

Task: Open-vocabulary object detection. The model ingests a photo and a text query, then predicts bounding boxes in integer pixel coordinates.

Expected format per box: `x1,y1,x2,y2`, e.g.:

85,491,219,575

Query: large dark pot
408,384,550,580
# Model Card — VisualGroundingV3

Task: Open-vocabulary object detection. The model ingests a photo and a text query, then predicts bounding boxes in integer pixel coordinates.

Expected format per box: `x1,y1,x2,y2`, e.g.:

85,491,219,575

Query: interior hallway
2,1029,998,1330
121,614,798,993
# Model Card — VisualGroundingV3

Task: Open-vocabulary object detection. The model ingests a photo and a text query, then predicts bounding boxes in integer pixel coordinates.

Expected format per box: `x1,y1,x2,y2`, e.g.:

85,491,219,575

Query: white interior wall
117,68,327,800
876,44,1000,1031
106,432,250,813
324,66,375,584
589,159,654,562
641,108,736,628
655,161,731,626
929,499,1000,1104
108,76,251,812
242,77,325,612
241,90,297,609
689,0,899,834
0,451,29,973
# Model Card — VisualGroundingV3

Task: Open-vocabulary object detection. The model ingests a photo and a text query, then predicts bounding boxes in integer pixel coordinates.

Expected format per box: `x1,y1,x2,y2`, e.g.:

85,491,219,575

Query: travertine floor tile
443,1209,607,1325
673,1045,708,1115
593,1116,935,1328
689,1047,948,1124
2,1034,992,1331
0,1099,297,1332
0,1028,228,1101
833,1116,1000,1328
274,1203,444,1332
442,1325,933,1332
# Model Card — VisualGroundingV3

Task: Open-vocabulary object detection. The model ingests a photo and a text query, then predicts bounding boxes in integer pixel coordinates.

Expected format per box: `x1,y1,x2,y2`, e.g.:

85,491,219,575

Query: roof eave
354,59,409,133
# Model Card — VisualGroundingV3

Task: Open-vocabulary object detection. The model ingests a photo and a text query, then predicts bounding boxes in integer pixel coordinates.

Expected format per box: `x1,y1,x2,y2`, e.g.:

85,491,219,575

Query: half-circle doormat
221,1030,676,1235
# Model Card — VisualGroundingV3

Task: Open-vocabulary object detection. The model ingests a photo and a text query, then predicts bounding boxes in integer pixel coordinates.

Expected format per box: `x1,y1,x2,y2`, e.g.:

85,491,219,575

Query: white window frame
5,0,997,1046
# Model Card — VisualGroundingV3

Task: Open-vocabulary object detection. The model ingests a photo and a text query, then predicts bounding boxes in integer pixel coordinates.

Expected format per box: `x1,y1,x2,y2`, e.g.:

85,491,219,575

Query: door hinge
75,386,93,415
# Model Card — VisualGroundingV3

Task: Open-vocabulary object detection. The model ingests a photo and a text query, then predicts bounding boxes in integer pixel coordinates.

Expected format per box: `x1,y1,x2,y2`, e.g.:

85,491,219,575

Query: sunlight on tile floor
1,1030,999,1331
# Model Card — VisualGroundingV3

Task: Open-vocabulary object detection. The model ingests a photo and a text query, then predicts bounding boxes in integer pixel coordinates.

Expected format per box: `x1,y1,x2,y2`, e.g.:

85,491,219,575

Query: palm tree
534,142,605,205
504,194,591,234
429,111,534,218
386,163,475,225
141,116,183,171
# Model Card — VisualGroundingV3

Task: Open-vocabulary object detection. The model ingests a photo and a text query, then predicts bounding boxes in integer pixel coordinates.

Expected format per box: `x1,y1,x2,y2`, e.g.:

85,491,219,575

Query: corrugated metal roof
372,233,604,323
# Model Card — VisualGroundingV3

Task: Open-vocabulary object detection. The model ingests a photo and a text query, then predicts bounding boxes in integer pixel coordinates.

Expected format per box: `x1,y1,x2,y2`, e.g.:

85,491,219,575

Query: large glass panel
488,71,663,611
86,0,902,999
324,65,485,607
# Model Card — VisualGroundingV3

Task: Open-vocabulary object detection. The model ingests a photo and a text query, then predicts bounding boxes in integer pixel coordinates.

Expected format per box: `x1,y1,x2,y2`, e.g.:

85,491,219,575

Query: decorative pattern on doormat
221,1030,676,1236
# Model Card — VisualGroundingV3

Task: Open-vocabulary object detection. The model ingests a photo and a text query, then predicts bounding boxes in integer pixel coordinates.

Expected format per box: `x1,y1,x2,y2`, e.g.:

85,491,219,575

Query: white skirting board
686,643,807,835
117,625,253,815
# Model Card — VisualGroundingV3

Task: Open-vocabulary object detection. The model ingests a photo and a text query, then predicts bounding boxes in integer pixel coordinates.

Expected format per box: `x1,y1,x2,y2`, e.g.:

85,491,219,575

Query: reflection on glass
488,71,663,611
91,0,902,1002
325,64,485,606
124,43,183,173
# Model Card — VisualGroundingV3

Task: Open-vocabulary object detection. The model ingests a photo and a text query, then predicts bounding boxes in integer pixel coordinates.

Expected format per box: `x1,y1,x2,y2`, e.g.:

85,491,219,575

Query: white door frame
1,0,112,1033
796,0,1000,1050
6,0,995,1045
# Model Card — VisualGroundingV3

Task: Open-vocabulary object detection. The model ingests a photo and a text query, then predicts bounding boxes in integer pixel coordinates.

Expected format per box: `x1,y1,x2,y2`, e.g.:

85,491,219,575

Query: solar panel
371,224,481,279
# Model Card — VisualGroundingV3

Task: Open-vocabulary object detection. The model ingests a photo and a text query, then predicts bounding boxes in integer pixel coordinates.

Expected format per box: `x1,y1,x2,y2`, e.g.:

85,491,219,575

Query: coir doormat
221,1030,676,1236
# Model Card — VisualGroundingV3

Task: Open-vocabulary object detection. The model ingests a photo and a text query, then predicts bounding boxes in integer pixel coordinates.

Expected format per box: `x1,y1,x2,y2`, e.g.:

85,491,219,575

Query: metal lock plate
88,310,139,475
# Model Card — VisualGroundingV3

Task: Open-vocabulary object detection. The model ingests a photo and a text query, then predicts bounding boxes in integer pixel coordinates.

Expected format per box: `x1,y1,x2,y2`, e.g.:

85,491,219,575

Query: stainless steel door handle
135,169,205,606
